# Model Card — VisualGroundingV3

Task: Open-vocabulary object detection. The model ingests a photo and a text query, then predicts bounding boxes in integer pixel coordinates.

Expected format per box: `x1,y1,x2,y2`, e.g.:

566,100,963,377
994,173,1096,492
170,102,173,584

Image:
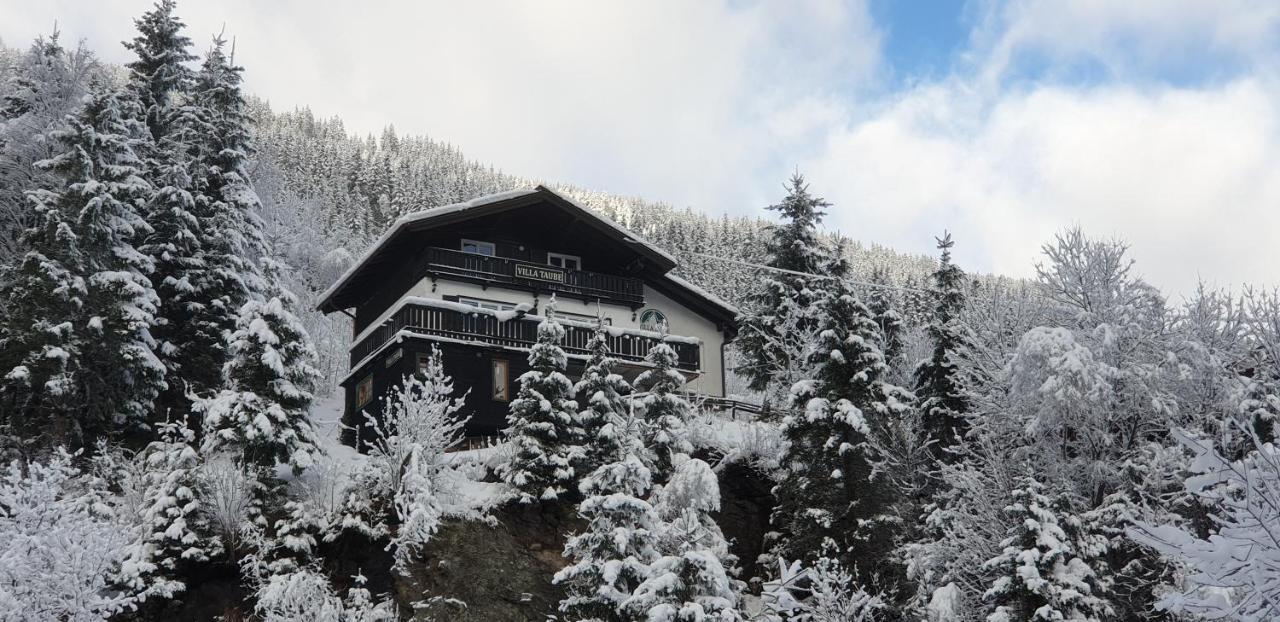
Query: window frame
639,309,668,332
460,238,496,256
355,375,374,407
457,296,517,312
491,359,511,402
547,252,582,271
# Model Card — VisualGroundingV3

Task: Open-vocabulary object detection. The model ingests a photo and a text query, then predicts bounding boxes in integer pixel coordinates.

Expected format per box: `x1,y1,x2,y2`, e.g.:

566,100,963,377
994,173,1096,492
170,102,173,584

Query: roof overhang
316,185,679,313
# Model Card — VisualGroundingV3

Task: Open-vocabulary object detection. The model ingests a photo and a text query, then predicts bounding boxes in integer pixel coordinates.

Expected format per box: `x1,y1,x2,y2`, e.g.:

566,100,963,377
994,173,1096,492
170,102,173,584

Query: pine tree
190,34,267,337
914,232,969,459
500,298,583,503
0,86,164,447
573,316,631,478
195,281,323,473
771,276,911,572
119,417,214,600
635,340,694,484
736,173,833,395
555,455,661,622
868,265,906,374
982,476,1109,622
624,549,744,622
123,0,196,142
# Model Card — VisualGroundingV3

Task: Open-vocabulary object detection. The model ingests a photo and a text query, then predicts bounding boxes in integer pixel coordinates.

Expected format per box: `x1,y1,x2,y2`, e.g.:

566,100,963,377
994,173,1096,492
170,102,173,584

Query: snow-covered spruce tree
0,85,164,448
0,449,138,620
195,283,323,473
868,265,906,377
623,549,745,622
555,454,661,621
119,417,215,600
190,34,268,337
771,275,911,572
736,173,834,397
123,0,196,143
981,476,1109,622
913,232,969,460
574,316,632,478
635,339,694,484
500,298,583,503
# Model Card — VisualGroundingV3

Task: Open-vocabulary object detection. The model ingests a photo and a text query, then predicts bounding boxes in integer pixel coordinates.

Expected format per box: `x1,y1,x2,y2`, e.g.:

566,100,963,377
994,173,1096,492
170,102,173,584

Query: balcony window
356,375,374,407
458,297,516,312
492,359,510,401
461,239,495,256
547,252,581,271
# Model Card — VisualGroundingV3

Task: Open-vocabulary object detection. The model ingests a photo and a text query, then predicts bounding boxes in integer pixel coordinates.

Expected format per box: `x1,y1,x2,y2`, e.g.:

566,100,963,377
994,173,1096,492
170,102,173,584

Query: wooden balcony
350,301,700,372
423,246,645,307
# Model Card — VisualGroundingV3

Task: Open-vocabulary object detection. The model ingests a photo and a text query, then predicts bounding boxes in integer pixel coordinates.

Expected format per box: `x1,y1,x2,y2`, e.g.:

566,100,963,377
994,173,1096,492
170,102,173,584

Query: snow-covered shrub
0,449,138,620
196,455,264,558
389,447,442,573
652,456,731,561
362,346,469,500
1131,427,1280,621
623,549,744,622
252,567,396,622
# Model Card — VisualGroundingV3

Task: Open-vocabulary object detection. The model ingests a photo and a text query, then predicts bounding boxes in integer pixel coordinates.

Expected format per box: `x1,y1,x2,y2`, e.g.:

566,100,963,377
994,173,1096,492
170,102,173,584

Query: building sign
385,347,403,368
515,263,567,284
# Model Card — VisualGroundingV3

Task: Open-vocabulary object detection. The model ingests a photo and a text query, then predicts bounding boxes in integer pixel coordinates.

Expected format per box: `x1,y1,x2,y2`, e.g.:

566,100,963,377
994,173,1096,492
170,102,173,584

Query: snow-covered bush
196,455,264,558
252,567,397,622
623,549,744,622
0,449,138,620
760,556,888,622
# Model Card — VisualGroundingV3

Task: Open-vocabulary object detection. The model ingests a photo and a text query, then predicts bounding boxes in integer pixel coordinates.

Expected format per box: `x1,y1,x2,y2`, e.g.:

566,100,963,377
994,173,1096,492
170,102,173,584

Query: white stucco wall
389,277,728,396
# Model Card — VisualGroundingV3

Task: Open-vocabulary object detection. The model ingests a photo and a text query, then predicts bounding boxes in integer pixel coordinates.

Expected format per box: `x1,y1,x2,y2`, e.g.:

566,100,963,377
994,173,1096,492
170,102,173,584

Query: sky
2,0,1279,296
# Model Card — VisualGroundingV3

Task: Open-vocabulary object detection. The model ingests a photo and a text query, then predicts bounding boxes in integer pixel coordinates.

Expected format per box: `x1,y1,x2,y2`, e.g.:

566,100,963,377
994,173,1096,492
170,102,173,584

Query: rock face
710,460,776,583
397,502,582,621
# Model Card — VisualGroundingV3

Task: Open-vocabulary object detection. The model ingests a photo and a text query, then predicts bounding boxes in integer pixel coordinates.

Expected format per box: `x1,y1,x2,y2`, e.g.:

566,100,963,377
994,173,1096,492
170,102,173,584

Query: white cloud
4,0,1279,295
803,78,1280,295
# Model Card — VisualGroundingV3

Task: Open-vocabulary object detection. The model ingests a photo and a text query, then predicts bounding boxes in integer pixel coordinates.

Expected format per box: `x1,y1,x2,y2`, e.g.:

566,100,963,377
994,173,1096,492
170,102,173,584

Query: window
557,310,611,325
416,352,433,374
458,297,516,312
639,309,668,332
491,359,510,402
356,375,374,407
461,239,495,256
547,252,581,271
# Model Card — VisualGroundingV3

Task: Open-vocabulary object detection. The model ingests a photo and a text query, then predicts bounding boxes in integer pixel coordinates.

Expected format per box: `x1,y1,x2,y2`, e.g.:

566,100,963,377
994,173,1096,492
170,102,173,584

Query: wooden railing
350,302,700,371
423,247,645,307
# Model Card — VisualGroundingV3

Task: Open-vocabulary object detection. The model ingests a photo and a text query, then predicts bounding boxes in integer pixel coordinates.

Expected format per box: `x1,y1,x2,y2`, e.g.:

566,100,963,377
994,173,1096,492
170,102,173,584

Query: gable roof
316,185,682,313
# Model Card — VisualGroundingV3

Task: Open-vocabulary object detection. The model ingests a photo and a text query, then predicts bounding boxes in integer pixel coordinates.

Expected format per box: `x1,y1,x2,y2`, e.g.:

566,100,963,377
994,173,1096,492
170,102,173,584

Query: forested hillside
5,4,1280,622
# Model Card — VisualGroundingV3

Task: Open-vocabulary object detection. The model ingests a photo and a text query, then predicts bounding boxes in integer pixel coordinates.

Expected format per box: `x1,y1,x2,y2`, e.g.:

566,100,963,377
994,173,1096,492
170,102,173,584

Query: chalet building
316,186,739,439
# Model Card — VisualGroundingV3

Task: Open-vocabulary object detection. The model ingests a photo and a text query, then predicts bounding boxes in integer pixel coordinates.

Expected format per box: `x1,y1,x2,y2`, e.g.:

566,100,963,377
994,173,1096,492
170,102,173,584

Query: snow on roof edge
537,185,678,266
316,188,541,309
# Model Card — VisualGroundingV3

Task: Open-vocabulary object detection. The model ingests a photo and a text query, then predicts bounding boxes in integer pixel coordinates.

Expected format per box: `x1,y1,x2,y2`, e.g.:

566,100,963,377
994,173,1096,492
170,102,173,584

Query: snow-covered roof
662,273,739,320
316,185,681,313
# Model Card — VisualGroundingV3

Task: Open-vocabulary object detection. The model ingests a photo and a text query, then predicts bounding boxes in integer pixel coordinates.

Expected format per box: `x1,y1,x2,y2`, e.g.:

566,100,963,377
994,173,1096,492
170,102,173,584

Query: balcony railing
423,247,645,307
350,301,700,372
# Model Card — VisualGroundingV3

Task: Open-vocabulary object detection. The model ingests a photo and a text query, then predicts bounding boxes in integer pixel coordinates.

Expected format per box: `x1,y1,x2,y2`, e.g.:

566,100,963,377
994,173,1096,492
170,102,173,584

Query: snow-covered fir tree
555,454,661,622
771,273,911,572
981,475,1109,622
574,315,632,478
122,0,196,143
195,279,323,473
868,265,907,377
500,297,583,503
635,339,694,484
735,173,835,397
624,549,744,622
914,232,969,459
652,457,733,566
0,85,164,448
189,34,268,341
119,417,214,600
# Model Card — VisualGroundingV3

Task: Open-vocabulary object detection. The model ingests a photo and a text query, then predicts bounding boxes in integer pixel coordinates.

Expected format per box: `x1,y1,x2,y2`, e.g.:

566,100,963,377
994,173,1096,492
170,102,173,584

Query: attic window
461,239,495,256
547,252,581,271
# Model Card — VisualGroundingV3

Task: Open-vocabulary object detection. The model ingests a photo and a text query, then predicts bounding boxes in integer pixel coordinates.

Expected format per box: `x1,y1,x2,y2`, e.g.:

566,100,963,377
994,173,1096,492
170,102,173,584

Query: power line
683,251,935,295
